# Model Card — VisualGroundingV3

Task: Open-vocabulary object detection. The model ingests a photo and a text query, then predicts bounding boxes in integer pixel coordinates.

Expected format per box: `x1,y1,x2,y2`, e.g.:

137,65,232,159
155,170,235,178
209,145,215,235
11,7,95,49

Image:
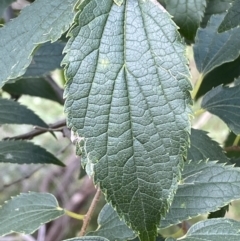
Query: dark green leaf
201,0,233,27
218,0,240,32
0,140,64,166
0,0,15,17
195,55,240,99
165,0,207,41
0,192,64,236
194,13,240,77
188,128,229,163
166,219,240,241
24,42,65,77
0,98,48,127
64,0,191,240
87,204,136,241
0,0,76,87
160,161,240,228
201,85,240,134
2,78,63,104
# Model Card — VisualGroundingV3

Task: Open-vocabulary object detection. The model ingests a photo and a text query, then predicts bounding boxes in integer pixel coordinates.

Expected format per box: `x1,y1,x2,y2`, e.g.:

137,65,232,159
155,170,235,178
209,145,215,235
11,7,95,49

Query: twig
45,76,65,105
0,167,42,192
79,187,102,236
4,119,66,140
225,145,240,152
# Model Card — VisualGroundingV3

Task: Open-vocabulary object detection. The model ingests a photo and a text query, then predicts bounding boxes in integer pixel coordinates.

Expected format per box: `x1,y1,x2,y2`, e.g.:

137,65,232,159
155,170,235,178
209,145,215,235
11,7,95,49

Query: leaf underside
194,13,240,77
188,128,229,163
0,0,76,88
2,78,63,104
0,193,64,236
160,161,240,228
0,140,64,166
218,0,240,32
87,204,136,241
201,85,240,134
64,0,191,240
165,0,207,41
0,98,48,127
166,218,240,241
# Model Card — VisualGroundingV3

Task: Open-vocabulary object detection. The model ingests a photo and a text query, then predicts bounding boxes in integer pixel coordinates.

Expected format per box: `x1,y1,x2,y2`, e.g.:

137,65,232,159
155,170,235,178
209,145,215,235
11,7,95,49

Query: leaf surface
165,0,207,41
201,85,240,134
188,129,229,163
160,161,240,228
0,140,64,166
166,219,240,241
201,0,233,27
0,0,76,87
64,0,191,240
0,192,64,236
24,42,65,77
194,13,240,77
218,0,240,32
0,0,15,17
0,98,48,127
87,204,136,241
2,78,63,104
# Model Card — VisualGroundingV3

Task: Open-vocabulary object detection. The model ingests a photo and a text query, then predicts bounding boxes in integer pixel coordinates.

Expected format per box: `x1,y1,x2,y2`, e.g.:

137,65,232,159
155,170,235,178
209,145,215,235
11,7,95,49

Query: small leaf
0,0,77,87
0,0,15,17
24,42,65,78
0,192,64,236
0,98,48,127
165,0,207,41
64,0,191,240
194,13,240,77
218,0,240,32
0,140,65,166
201,85,240,134
201,0,233,27
87,204,136,241
63,238,109,241
2,78,63,104
188,128,229,163
166,219,240,241
160,161,240,228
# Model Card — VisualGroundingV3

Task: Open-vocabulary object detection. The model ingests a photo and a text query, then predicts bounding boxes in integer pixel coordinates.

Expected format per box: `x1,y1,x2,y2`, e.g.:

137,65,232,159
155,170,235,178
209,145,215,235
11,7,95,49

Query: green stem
233,135,240,146
192,74,203,99
64,209,84,220
194,108,206,117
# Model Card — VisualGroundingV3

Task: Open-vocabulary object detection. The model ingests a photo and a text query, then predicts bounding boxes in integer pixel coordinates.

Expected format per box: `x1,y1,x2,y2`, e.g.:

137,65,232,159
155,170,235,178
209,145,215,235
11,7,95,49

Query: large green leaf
166,219,240,241
194,13,240,77
165,0,207,41
64,0,191,240
2,78,63,104
0,192,64,236
0,140,64,166
218,0,240,32
87,204,136,241
160,161,240,228
24,42,65,78
0,0,15,17
201,85,240,134
0,98,48,127
0,0,76,87
201,0,233,27
188,129,229,163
